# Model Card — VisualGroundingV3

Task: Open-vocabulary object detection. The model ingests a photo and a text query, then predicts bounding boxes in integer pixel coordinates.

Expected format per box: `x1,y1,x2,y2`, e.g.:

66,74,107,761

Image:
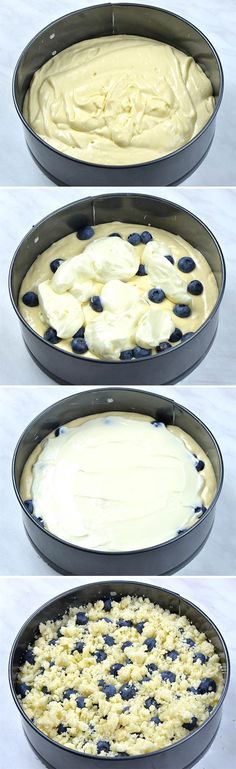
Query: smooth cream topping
19,221,219,360
27,415,209,551
23,35,215,165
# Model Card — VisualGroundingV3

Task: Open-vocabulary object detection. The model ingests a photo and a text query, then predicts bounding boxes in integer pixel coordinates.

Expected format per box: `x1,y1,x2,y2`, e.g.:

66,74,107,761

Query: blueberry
151,421,163,427
71,338,88,355
196,459,205,472
183,716,198,731
197,678,217,695
77,225,94,240
147,663,158,674
140,231,153,244
73,326,85,338
169,327,183,343
50,258,64,273
16,683,31,698
151,716,161,725
49,638,57,646
164,255,174,265
161,671,176,683
178,257,196,273
181,332,194,342
165,650,178,661
44,327,60,344
42,686,49,694
187,280,203,295
195,505,207,514
145,697,159,710
156,342,171,352
54,427,61,437
185,638,195,648
122,641,133,651
23,649,35,665
73,641,84,654
76,696,85,709
97,741,110,754
173,304,191,318
103,635,115,646
193,653,208,665
76,612,88,626
136,622,145,634
94,649,107,663
109,232,122,238
103,617,113,624
100,683,116,700
148,288,165,304
90,295,103,312
187,687,197,694
141,676,150,683
120,349,134,361
103,596,112,612
136,264,147,276
117,619,133,628
63,688,77,700
49,661,55,668
127,233,141,246
133,346,151,359
57,723,67,734
110,663,123,677
144,637,156,651
22,291,39,307
23,499,33,515
119,684,136,701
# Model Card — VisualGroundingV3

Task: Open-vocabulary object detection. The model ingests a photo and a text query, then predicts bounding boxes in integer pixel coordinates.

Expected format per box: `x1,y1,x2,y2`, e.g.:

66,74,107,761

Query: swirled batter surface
16,594,223,756
18,221,218,362
23,35,215,165
20,411,216,550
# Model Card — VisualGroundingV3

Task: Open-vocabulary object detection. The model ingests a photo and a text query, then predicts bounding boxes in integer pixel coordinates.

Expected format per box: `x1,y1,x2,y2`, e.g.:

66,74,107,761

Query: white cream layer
26,415,209,551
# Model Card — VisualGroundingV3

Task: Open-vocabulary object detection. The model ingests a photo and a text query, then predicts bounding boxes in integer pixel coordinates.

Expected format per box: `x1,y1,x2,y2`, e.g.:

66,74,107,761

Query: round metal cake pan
9,580,230,769
9,193,226,386
12,3,224,186
12,387,224,576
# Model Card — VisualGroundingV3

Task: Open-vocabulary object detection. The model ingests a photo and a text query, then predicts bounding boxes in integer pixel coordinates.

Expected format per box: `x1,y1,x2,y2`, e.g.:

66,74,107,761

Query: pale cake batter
18,221,218,362
23,35,215,165
20,411,216,550
16,594,223,756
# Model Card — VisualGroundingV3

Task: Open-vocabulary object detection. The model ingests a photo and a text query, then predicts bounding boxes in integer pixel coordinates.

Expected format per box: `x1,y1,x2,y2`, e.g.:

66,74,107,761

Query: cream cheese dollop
136,307,175,349
30,415,205,550
52,237,139,292
101,280,140,312
85,311,136,360
144,242,191,304
38,280,84,338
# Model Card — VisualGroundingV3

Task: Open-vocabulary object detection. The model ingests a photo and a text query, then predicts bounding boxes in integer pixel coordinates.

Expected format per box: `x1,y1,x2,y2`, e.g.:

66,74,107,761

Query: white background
0,0,235,186
1,187,235,385
1,576,235,768
1,384,235,576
